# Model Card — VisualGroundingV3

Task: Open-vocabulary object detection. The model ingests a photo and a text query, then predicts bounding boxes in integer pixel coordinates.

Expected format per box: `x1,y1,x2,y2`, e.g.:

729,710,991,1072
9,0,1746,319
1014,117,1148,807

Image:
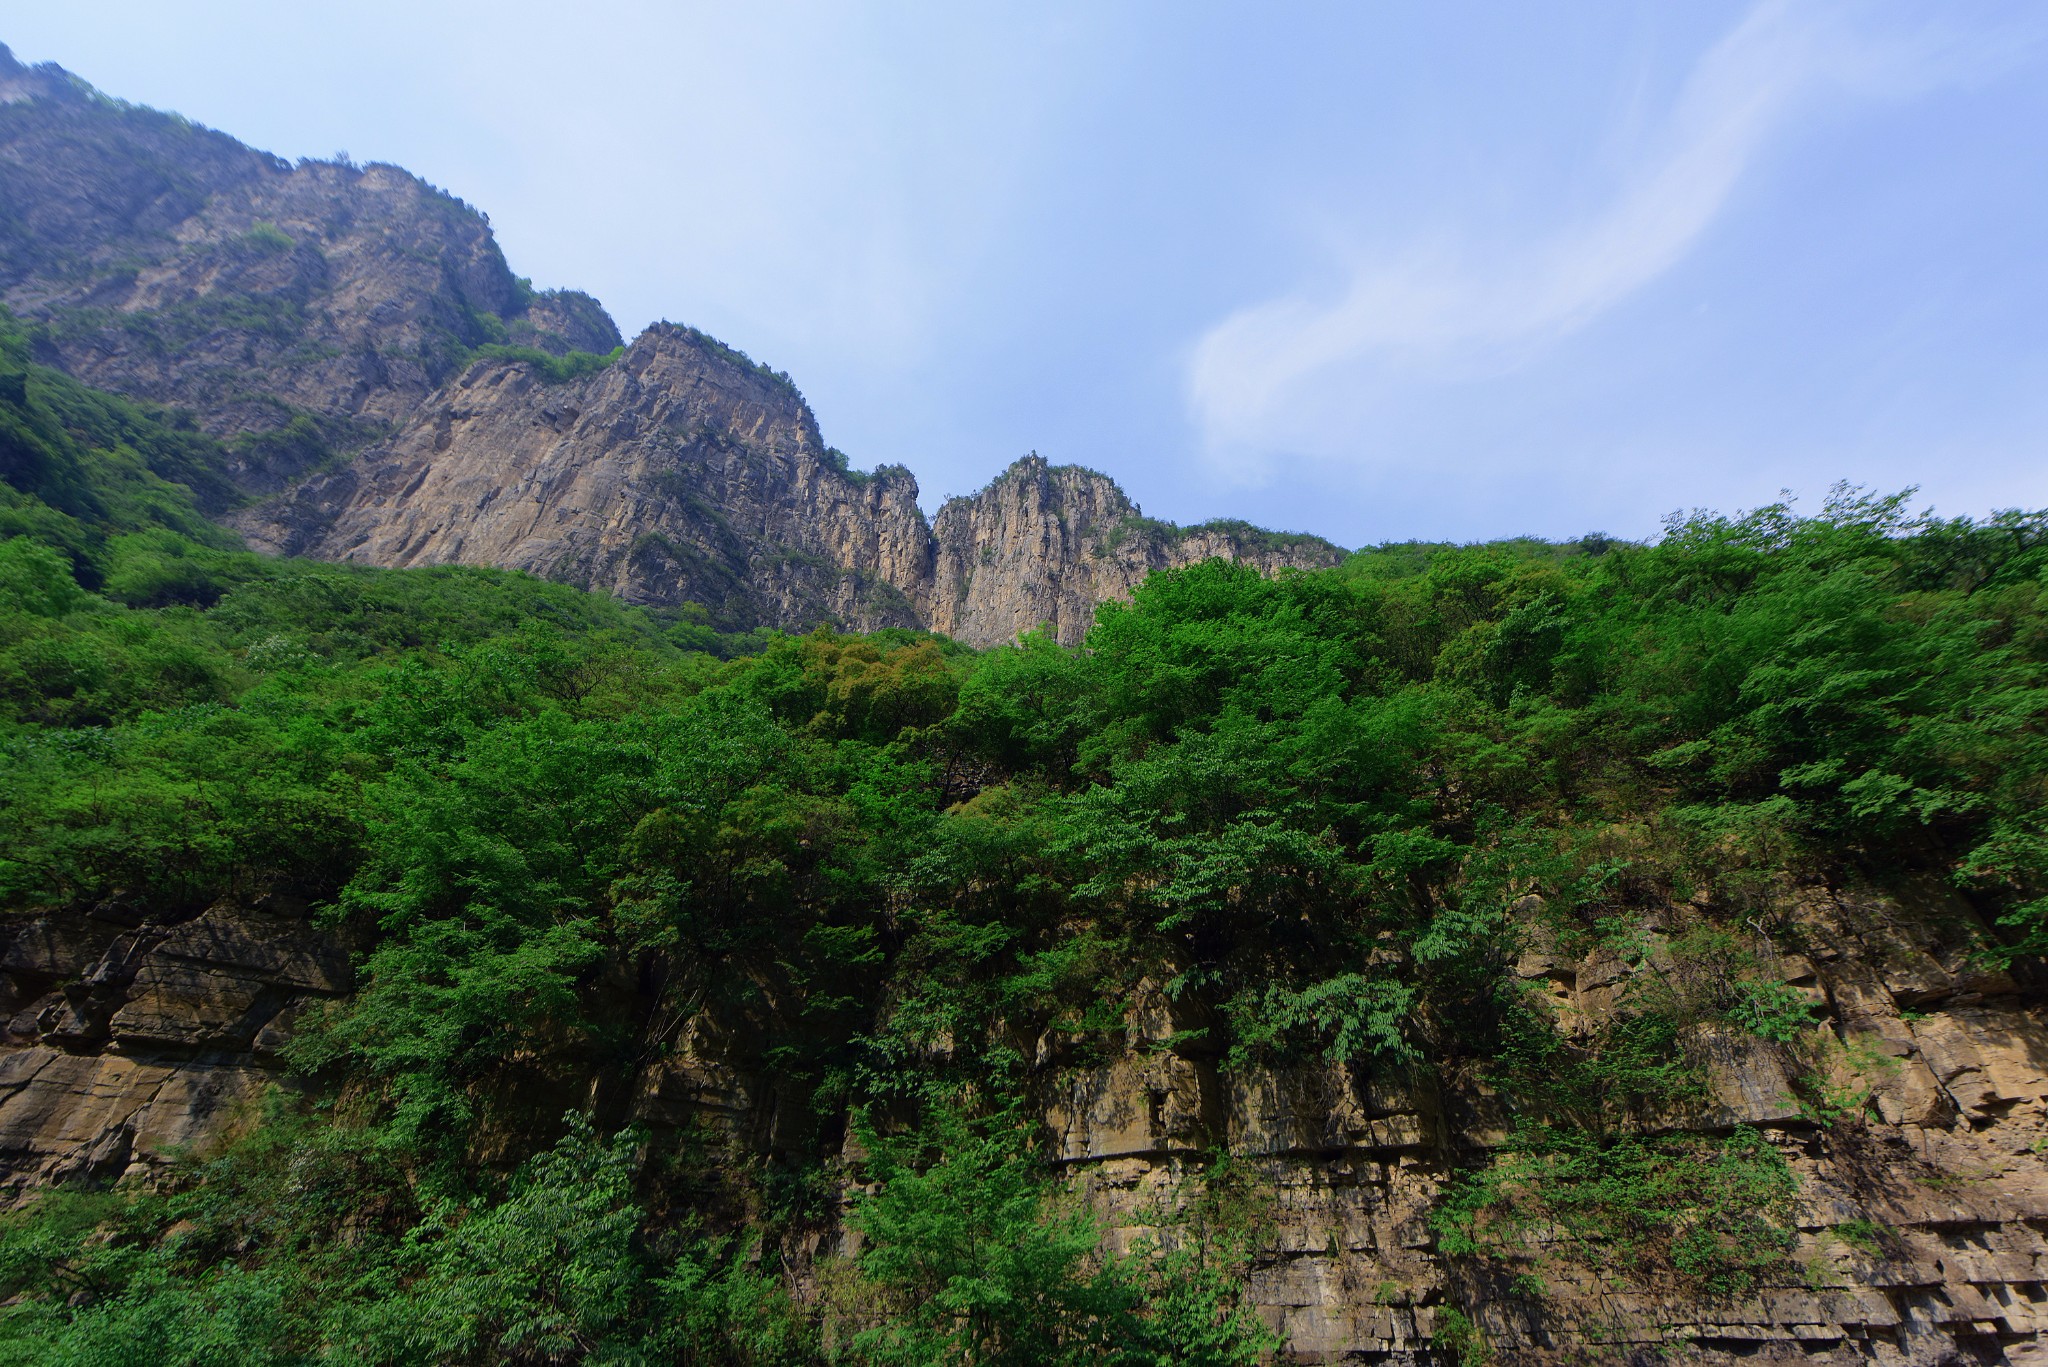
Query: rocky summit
0,43,1339,646
232,326,1339,645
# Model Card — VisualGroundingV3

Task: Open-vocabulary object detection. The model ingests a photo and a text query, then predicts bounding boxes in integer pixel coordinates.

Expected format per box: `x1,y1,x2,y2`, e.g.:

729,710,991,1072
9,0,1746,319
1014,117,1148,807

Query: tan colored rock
108,960,273,1050
236,357,1342,647
1691,1025,1805,1127
926,456,1342,646
0,918,120,981
0,1047,267,1188
1048,1053,1217,1161
3,59,1342,646
150,903,351,993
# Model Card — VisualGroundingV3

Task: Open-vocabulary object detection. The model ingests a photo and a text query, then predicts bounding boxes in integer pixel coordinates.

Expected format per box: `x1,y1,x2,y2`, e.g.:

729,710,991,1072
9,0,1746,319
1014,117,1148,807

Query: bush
1435,1126,1798,1296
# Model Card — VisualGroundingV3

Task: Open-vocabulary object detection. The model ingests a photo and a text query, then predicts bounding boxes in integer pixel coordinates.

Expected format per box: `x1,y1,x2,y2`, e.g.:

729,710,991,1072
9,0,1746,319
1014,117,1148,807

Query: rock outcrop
232,327,1343,644
0,43,617,492
0,895,348,1193
630,881,2048,1365
8,874,2047,1360
929,457,1343,645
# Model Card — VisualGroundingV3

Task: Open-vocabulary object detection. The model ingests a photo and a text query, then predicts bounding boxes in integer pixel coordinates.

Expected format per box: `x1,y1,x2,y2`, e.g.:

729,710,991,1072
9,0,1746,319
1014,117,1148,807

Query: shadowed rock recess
7,40,2048,1367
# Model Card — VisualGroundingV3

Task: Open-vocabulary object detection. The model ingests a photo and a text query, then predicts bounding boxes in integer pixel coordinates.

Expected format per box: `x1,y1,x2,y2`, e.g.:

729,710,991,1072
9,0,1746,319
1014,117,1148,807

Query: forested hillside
3,301,2047,1361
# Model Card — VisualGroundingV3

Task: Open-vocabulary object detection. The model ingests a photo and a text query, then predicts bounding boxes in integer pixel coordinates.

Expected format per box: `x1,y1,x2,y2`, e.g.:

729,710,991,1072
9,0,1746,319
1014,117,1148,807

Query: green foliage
472,343,625,384
1489,993,1706,1131
242,221,294,253
0,307,239,584
1436,1126,1799,1296
0,1105,653,1365
1831,1217,1891,1257
1224,972,1417,1067
847,1098,1134,1365
1431,1307,1487,1367
345,1113,647,1362
2,445,2045,1358
1727,976,1820,1043
844,1093,1274,1366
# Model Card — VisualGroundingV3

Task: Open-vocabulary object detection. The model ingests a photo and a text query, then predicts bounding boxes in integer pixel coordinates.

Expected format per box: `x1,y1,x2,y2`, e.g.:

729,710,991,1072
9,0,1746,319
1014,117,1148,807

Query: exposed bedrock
15,879,2041,1361
2,42,1342,644
231,326,1344,646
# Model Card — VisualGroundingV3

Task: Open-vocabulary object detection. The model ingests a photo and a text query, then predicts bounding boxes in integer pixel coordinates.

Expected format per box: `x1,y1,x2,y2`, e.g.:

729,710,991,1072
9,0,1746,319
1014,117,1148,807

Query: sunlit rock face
2,41,1339,644
232,331,1342,645
928,454,1344,646
232,324,938,634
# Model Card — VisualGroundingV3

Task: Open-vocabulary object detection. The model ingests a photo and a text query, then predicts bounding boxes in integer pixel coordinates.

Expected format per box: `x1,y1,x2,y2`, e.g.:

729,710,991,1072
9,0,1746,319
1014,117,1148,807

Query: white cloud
1183,0,2030,481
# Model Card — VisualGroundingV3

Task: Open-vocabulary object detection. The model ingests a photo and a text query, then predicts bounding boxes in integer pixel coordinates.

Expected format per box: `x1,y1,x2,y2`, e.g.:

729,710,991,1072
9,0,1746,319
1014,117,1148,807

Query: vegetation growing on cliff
472,343,626,384
2,350,2047,1358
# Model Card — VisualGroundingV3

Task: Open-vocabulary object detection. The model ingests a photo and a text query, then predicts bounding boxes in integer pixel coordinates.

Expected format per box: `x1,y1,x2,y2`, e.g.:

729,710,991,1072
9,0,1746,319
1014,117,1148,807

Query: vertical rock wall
623,885,2048,1365
927,455,1344,646
5,876,2048,1362
231,335,1343,645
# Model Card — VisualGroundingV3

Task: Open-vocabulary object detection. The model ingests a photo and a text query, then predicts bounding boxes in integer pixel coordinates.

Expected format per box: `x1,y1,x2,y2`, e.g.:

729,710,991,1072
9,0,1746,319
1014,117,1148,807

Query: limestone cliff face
232,335,1342,644
2,43,1339,644
929,455,1345,645
234,324,934,632
8,877,2047,1363
0,44,618,490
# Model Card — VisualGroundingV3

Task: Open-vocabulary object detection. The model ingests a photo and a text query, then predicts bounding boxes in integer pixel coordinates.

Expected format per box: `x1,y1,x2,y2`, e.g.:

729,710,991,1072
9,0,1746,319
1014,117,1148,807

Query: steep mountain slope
236,323,936,633
0,41,1339,644
0,45,618,494
233,323,1343,642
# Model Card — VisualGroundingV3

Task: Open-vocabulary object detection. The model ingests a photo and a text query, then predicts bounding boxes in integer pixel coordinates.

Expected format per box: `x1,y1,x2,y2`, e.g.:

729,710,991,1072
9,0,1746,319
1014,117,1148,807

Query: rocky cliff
231,324,937,633
0,44,618,494
231,323,1342,643
6,877,2046,1363
0,42,1339,645
622,877,2048,1363
929,458,1342,645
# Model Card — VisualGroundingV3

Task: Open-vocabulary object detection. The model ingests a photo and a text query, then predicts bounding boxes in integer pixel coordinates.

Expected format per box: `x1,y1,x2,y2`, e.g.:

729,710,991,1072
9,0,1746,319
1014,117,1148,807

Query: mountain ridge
0,42,1342,645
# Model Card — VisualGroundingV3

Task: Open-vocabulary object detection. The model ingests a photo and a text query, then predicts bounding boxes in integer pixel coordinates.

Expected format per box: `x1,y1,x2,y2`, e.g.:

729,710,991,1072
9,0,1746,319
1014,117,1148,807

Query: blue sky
10,2,2047,548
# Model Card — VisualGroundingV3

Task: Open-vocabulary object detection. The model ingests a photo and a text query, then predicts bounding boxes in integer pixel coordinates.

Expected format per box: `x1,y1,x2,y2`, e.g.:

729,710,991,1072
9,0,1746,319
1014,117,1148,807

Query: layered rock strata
632,881,2048,1365
5,863,2047,1360
0,896,348,1192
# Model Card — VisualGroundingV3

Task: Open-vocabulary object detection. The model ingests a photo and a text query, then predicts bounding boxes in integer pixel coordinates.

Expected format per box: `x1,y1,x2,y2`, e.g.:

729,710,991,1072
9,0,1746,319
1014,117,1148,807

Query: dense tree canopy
1,327,2044,1361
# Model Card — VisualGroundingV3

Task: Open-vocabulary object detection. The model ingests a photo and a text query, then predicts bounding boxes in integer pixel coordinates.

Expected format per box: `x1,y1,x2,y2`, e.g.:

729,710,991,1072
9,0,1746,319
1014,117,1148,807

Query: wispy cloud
1184,0,2032,480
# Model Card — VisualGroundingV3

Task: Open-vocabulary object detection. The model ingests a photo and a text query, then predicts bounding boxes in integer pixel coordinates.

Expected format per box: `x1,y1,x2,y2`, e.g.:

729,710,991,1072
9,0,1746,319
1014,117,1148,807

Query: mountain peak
3,41,1339,645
